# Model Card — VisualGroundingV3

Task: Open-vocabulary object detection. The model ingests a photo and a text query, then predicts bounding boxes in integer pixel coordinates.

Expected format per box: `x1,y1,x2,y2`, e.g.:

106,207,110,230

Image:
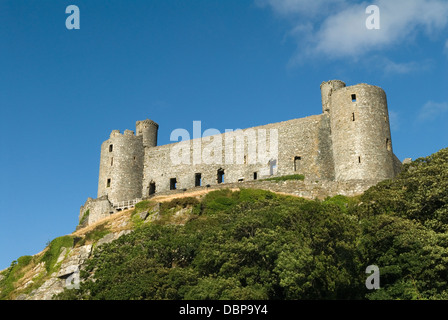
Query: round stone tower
320,80,346,113
329,83,395,181
97,129,145,204
136,119,159,148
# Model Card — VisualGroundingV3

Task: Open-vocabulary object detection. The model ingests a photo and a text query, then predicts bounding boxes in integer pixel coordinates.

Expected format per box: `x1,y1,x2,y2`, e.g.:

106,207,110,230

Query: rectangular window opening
149,182,156,195
195,173,202,187
110,158,113,166
217,169,225,184
386,138,392,151
294,156,302,172
170,178,177,190
351,94,357,102
109,144,113,152
269,159,277,176
358,156,361,164
107,179,111,188
253,172,258,180
352,113,355,121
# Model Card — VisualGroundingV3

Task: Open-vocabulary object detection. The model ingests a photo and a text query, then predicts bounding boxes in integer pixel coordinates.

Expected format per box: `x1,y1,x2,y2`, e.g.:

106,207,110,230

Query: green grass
79,209,90,224
134,200,155,214
41,236,74,273
160,197,200,213
17,255,33,267
0,255,34,300
131,213,146,228
77,224,111,247
149,197,201,225
262,174,305,182
132,200,161,228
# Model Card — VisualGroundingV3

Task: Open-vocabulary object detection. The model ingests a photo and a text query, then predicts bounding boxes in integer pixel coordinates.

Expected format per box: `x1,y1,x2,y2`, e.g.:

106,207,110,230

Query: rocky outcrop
96,230,132,247
6,197,211,300
20,245,92,300
57,245,92,278
17,227,135,300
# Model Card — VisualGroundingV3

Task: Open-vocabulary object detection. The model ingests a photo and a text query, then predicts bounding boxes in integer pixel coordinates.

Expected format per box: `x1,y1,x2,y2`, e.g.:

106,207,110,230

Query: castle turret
329,83,395,181
320,80,346,113
97,129,144,204
136,119,159,148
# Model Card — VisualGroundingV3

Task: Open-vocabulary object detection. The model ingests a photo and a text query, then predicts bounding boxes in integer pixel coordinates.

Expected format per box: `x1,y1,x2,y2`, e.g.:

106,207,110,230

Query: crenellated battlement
109,129,139,138
109,130,121,138
136,119,159,130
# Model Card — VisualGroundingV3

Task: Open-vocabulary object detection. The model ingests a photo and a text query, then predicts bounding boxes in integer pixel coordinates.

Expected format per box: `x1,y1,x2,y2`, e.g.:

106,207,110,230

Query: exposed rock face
96,230,132,247
26,277,65,300
21,245,92,300
17,221,137,300
138,211,150,221
57,245,92,279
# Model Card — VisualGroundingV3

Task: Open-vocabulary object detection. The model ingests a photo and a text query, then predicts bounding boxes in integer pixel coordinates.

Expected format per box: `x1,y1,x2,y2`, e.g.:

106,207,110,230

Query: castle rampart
141,114,335,197
81,80,402,226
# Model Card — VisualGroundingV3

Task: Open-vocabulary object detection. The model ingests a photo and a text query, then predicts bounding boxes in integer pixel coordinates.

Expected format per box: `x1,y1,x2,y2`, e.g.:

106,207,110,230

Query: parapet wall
78,196,114,229
141,114,335,197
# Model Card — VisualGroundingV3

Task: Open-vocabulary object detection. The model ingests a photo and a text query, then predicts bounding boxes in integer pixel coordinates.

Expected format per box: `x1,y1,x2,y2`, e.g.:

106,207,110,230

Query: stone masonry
80,80,403,226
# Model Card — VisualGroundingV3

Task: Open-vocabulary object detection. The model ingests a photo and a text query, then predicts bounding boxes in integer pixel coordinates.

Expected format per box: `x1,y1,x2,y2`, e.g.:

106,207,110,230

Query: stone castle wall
80,79,403,227
330,84,395,181
78,196,114,228
136,119,158,148
97,130,145,204
141,114,335,197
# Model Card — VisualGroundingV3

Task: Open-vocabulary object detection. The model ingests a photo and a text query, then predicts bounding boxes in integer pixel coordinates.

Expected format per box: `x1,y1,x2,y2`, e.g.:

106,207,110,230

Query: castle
79,80,403,226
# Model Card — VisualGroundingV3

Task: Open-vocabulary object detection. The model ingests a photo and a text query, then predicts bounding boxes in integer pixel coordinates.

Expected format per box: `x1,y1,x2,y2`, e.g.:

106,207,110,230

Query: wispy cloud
257,0,448,64
418,101,448,121
380,57,432,75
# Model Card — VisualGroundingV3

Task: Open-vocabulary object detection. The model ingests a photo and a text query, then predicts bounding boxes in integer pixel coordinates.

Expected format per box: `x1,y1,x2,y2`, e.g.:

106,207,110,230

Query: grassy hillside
2,147,448,300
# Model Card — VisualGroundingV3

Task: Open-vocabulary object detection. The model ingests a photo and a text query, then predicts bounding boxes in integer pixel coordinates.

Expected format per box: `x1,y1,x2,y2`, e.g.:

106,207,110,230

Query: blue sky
0,0,447,270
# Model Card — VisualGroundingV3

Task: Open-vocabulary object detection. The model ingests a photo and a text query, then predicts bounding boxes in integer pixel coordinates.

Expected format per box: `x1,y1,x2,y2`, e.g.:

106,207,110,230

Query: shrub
263,174,305,182
134,200,155,214
0,255,34,300
160,197,200,212
238,189,276,202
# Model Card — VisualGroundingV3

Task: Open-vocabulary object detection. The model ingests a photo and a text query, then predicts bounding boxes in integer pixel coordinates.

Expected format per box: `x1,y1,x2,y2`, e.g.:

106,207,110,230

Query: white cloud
258,0,448,62
380,57,432,74
418,101,448,121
